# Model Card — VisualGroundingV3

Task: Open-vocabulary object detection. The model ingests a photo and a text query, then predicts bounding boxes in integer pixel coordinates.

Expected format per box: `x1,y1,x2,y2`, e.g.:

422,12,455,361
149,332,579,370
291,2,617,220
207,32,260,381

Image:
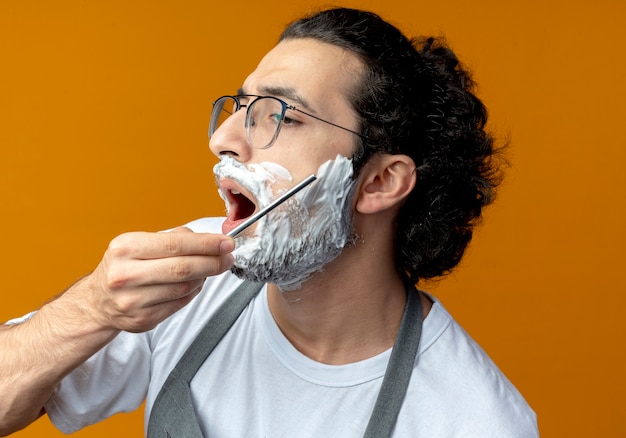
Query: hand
73,227,235,333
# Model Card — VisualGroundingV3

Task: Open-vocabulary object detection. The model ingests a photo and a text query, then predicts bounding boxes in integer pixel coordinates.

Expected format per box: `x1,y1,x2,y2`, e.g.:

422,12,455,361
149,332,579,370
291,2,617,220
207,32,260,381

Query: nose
208,109,252,162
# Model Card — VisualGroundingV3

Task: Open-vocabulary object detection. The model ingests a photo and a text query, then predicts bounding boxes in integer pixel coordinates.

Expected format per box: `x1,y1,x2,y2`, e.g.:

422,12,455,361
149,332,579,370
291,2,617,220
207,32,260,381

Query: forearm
0,279,119,435
0,228,234,435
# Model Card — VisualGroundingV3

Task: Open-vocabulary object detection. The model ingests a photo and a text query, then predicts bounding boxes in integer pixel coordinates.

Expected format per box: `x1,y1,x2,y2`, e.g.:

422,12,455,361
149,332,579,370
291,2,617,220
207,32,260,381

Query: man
0,7,538,437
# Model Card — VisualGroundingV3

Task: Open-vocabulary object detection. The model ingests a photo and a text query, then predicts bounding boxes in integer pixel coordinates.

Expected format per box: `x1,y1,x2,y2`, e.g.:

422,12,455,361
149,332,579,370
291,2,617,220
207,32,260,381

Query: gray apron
147,281,423,438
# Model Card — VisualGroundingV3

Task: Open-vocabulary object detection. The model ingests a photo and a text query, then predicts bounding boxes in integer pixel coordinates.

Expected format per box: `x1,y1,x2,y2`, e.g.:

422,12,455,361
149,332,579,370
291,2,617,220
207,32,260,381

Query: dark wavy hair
280,8,503,283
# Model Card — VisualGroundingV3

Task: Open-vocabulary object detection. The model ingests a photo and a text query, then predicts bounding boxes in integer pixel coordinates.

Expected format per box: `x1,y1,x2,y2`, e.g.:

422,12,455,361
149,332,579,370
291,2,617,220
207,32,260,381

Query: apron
147,281,423,438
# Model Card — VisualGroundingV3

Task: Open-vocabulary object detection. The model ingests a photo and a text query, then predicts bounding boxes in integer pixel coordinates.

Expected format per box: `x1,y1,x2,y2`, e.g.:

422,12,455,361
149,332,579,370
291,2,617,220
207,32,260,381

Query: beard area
214,155,357,291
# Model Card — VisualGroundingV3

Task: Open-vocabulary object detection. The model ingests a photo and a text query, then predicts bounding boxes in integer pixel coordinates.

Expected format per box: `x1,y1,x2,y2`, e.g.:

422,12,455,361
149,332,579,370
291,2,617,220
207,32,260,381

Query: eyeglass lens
209,96,286,149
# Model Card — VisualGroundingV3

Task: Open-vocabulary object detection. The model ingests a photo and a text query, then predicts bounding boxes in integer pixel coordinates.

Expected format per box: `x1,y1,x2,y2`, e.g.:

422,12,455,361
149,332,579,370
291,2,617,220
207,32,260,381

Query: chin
229,249,332,292
224,154,358,292
229,265,308,292
229,228,359,293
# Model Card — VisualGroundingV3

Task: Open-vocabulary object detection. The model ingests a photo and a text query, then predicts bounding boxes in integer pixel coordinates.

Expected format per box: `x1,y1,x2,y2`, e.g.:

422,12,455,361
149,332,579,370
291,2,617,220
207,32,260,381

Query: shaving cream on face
213,155,356,291
214,156,293,211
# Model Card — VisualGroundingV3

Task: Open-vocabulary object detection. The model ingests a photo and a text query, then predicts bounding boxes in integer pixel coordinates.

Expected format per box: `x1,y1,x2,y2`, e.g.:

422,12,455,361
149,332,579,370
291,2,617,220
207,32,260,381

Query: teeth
232,190,241,195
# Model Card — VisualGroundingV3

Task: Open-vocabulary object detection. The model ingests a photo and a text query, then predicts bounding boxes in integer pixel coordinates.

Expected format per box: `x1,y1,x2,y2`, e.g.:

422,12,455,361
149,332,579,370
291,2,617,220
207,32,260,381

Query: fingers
104,229,235,286
112,282,206,333
105,252,234,288
108,228,235,261
107,278,206,310
80,229,237,332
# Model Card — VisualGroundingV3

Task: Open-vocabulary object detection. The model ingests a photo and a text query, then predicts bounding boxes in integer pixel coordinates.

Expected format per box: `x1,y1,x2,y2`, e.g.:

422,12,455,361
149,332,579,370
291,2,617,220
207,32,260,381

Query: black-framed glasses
209,95,369,149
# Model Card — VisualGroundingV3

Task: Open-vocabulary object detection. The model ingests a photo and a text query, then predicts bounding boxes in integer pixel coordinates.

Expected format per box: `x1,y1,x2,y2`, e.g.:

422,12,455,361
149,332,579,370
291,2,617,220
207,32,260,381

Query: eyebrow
237,85,313,112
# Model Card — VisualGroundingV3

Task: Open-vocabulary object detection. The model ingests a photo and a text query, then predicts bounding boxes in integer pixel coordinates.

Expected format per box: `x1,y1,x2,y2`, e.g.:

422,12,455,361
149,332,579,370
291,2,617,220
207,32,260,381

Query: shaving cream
213,155,356,291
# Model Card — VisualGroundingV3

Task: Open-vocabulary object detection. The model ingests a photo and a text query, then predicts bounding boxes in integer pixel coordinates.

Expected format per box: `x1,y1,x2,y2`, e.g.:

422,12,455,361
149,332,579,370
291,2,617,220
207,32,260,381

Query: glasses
209,95,369,149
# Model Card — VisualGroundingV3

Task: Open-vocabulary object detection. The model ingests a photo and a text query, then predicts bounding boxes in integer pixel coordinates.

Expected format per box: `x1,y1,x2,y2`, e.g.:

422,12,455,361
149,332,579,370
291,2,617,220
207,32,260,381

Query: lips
218,178,259,235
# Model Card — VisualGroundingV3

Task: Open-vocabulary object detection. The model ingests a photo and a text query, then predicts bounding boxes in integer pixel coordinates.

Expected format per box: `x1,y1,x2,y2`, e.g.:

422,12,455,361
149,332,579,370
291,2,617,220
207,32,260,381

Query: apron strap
363,283,423,437
147,281,264,438
147,281,423,438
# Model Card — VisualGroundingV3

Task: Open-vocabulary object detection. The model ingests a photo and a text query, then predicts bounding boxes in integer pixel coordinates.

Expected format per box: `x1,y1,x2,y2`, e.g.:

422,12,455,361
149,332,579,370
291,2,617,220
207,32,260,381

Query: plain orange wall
1,1,624,437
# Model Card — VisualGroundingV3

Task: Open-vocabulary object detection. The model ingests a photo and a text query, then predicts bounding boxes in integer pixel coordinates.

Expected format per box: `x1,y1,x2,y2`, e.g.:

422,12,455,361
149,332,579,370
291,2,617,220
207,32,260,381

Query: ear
355,154,416,214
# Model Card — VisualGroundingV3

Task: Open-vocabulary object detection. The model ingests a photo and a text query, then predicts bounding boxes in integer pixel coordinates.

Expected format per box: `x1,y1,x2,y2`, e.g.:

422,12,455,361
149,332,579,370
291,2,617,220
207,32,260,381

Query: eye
281,109,301,127
282,116,299,126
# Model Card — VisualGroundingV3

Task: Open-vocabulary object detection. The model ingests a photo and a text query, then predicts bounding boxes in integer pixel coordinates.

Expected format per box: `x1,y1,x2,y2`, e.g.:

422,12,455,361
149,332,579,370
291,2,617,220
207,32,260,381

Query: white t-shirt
37,217,537,437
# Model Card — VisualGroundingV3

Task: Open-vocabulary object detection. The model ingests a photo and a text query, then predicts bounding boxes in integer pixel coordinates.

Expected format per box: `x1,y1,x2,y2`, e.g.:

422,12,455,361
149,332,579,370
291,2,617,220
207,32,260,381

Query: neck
267,237,411,365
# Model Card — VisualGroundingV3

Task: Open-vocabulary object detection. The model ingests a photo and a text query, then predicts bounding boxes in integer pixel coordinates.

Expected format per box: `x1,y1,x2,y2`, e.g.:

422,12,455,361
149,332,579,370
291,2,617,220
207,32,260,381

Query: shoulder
402,295,538,436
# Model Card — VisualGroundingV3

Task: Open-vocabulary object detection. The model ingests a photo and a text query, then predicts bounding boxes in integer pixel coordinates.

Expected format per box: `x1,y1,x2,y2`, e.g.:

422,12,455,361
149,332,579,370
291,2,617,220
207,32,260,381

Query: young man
0,8,538,437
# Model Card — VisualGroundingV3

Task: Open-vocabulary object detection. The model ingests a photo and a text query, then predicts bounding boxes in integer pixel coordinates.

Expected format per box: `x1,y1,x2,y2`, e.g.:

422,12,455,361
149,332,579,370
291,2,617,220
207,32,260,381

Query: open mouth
227,189,257,220
219,179,260,234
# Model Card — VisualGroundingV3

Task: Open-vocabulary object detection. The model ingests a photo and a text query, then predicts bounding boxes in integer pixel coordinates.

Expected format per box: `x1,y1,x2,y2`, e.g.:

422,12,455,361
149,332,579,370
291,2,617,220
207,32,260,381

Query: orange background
1,0,624,437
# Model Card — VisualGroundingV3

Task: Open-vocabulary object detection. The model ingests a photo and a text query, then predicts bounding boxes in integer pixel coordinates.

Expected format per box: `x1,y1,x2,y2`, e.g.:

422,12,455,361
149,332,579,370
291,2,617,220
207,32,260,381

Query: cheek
327,131,358,161
311,133,356,164
247,161,294,196
297,155,355,211
269,155,318,185
263,130,356,182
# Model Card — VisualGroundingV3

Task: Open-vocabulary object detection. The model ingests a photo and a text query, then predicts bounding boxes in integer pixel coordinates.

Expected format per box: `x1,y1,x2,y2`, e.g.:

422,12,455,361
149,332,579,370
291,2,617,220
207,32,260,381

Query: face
209,38,365,290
